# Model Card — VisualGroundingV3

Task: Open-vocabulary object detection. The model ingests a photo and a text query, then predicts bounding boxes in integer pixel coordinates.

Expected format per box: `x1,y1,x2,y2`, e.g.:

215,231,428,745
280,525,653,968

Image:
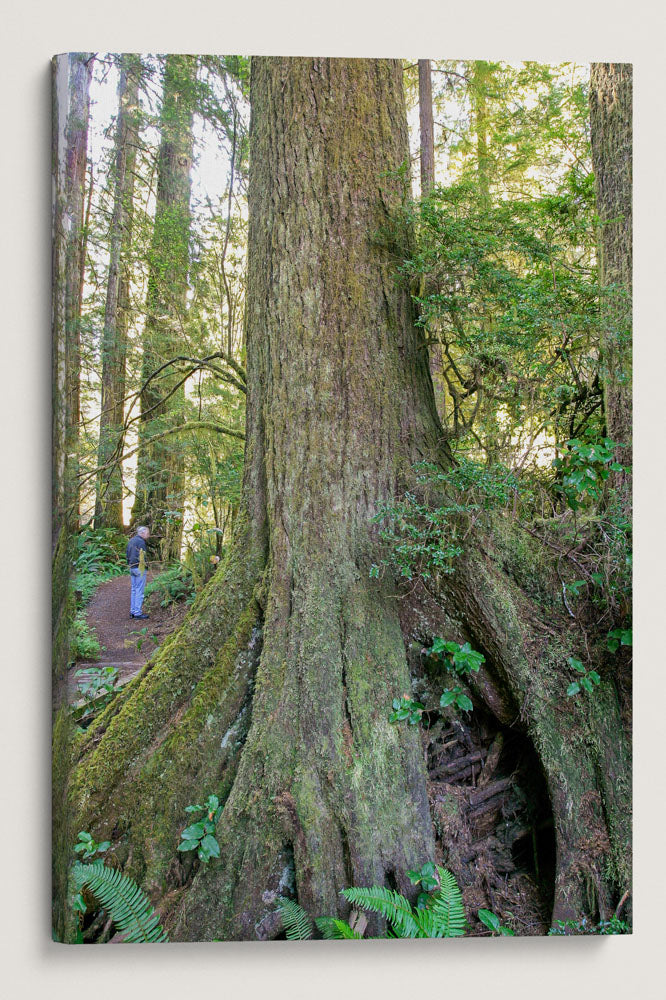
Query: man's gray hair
137,525,149,537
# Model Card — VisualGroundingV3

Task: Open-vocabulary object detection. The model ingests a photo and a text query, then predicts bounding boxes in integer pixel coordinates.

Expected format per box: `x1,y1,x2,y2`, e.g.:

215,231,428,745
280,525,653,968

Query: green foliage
277,898,314,941
178,794,222,862
426,637,485,714
549,915,629,936
606,627,632,653
552,437,624,511
145,562,196,607
372,460,516,582
128,626,159,654
315,917,363,939
74,830,110,860
74,665,119,706
428,637,486,675
70,612,102,661
478,908,515,936
341,866,465,938
389,695,424,725
565,657,601,698
439,687,474,713
73,861,168,942
73,527,126,606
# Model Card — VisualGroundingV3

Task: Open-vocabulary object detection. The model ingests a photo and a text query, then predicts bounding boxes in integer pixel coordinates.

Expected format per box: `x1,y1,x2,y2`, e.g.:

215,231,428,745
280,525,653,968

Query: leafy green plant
406,861,440,909
389,695,425,725
427,638,484,714
70,612,102,661
606,627,632,653
128,626,158,654
145,563,195,607
73,861,168,942
277,898,315,941
75,665,119,706
439,686,474,713
552,437,624,511
74,830,110,860
478,908,515,936
549,914,629,936
428,637,485,675
315,916,364,939
73,526,126,605
371,461,516,583
342,866,466,938
178,794,222,862
272,867,466,940
566,657,601,697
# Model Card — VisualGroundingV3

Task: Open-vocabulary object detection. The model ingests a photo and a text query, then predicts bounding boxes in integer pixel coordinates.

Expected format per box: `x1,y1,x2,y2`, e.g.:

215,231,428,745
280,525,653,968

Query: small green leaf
200,834,220,858
177,840,200,852
440,690,456,707
181,822,206,840
580,676,594,692
73,893,87,914
568,657,585,674
478,909,501,933
567,681,581,697
588,670,601,686
456,694,473,712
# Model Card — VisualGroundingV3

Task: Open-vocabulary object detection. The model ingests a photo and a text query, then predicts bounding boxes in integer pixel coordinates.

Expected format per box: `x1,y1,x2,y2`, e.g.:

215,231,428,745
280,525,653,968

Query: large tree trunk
132,54,196,560
94,55,142,532
70,57,631,941
52,51,93,941
590,63,632,510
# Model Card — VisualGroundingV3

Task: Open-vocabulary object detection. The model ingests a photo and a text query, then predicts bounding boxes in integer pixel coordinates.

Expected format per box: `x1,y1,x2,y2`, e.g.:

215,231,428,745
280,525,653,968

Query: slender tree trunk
94,55,142,532
132,54,196,559
590,63,632,510
418,59,435,195
71,57,631,941
417,58,446,419
471,60,492,207
51,51,93,941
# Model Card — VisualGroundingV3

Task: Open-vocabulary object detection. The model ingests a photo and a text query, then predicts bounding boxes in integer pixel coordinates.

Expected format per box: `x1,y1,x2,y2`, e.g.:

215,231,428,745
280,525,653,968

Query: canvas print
52,54,632,942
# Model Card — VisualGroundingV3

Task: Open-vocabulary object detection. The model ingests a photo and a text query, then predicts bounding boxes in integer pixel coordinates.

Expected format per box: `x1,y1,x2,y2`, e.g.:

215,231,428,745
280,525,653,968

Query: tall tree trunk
590,63,632,511
51,51,93,941
70,57,631,941
471,60,492,207
132,54,196,560
418,59,446,420
418,59,435,195
94,55,142,532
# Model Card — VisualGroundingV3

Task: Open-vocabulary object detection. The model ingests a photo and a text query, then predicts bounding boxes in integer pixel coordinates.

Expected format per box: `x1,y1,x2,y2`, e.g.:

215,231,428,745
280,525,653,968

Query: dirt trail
68,572,188,698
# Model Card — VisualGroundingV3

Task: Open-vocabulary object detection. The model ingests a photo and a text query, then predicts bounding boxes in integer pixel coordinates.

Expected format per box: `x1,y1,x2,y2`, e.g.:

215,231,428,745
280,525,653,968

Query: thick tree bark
590,63,632,510
70,57,631,940
132,55,196,559
94,55,142,532
52,51,93,941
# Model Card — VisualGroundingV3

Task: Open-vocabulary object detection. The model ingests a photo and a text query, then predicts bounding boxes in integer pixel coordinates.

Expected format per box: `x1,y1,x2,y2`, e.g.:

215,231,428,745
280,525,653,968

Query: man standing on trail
126,526,150,619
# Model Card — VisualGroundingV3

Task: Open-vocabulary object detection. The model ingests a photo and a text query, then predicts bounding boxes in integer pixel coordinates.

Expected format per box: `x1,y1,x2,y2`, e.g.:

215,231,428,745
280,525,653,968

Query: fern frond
341,886,419,938
429,867,465,937
315,917,363,939
277,898,313,940
73,862,168,943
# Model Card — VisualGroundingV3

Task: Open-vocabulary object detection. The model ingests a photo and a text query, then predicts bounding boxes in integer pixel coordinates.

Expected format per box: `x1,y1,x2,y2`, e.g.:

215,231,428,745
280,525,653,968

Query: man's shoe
134,613,150,620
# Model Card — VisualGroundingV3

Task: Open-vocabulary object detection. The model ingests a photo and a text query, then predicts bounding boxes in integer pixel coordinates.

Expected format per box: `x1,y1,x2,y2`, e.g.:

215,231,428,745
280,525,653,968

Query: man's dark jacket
126,534,147,569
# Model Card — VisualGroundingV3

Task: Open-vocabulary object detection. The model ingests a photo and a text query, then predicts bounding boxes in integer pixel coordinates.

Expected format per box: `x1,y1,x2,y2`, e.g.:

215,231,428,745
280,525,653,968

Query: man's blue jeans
130,567,147,616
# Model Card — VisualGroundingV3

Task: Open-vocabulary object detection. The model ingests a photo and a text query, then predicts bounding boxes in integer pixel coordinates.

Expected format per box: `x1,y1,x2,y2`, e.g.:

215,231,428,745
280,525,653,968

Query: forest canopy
52,55,632,942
